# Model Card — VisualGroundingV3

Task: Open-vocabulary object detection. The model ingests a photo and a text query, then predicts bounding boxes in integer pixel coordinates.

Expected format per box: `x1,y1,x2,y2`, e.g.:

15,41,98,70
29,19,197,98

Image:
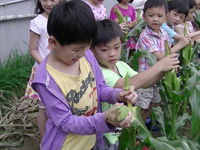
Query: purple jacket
32,50,121,150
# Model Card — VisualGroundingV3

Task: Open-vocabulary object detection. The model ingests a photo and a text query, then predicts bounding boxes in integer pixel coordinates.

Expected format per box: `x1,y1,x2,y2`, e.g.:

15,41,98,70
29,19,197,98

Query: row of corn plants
113,9,200,149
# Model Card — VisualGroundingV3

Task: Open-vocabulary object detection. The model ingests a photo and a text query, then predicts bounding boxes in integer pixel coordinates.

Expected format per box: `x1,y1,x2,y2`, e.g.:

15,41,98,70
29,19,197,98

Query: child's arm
154,37,190,60
113,54,179,90
34,84,134,133
175,26,200,39
129,19,138,28
29,31,43,64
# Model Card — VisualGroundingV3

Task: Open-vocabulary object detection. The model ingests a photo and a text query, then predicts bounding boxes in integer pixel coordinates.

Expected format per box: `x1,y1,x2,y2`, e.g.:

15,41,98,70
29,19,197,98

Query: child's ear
48,36,57,49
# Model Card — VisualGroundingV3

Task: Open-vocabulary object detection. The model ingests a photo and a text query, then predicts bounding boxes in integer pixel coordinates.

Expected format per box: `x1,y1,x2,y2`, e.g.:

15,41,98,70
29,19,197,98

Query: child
24,0,62,142
110,0,138,60
90,19,180,147
175,0,200,42
136,0,190,130
31,1,138,150
161,0,190,45
85,0,107,21
110,0,138,28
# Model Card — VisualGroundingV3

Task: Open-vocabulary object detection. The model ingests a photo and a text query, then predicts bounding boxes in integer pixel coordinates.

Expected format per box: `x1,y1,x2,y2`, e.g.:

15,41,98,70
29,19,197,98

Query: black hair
47,0,97,46
188,0,196,9
168,0,189,16
34,0,44,14
90,19,123,48
143,0,168,14
117,0,133,4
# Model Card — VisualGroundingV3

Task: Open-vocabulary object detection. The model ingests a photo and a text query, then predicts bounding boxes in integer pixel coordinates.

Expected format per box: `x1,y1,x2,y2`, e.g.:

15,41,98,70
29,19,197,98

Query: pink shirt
109,4,136,23
85,1,107,21
136,26,169,72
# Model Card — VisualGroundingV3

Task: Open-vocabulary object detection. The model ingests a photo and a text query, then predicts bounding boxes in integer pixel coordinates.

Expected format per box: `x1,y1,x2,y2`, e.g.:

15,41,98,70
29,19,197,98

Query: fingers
119,111,132,127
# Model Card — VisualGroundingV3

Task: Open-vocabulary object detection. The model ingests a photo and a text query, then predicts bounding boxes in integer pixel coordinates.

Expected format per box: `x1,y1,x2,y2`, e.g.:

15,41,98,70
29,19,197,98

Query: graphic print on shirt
66,71,97,116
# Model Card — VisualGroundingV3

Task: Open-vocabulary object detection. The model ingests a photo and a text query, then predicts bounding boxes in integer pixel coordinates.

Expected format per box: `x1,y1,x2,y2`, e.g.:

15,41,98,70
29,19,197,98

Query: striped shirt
136,26,169,72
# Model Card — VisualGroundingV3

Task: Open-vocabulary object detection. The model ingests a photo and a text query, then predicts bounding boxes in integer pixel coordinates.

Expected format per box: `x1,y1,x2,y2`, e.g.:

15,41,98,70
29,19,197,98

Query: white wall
0,0,35,62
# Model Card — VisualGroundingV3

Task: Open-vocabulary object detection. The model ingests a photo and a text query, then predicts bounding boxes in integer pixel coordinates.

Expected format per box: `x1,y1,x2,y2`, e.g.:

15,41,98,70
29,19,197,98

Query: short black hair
143,0,168,14
188,0,196,9
47,0,97,46
168,0,189,16
90,19,123,48
117,0,133,4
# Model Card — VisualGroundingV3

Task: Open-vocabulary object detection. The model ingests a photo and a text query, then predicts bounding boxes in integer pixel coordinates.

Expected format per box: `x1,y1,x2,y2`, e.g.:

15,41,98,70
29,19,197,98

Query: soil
0,136,40,150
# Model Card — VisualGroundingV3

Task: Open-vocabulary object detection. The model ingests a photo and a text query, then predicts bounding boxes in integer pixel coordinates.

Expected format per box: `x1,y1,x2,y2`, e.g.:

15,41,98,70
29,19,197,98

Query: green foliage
0,49,34,103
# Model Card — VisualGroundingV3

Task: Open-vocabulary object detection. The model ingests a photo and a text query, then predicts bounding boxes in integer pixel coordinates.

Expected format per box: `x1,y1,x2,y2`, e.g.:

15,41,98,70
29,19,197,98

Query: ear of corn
113,6,125,23
165,40,173,88
124,72,132,109
182,27,192,65
106,105,130,122
136,10,140,20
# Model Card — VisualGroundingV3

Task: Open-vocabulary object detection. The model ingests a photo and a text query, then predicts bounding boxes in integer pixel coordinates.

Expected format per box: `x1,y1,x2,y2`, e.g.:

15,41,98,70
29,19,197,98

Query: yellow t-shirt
47,57,98,150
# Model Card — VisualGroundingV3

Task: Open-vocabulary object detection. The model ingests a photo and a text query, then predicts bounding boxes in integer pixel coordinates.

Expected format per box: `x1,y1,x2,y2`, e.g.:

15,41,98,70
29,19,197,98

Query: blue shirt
161,22,177,45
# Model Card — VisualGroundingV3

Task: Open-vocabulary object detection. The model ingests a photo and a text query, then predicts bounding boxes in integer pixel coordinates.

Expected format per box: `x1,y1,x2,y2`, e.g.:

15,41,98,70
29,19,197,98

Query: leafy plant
0,49,34,104
118,15,200,149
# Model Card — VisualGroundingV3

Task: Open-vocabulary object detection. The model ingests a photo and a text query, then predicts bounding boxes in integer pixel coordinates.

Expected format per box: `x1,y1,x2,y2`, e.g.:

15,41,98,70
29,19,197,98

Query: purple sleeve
109,6,117,20
85,50,121,104
34,84,115,135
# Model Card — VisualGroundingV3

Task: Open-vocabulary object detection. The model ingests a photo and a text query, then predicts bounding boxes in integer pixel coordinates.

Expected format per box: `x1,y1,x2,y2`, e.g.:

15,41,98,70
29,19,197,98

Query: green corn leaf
127,19,146,38
114,6,125,23
174,113,191,134
149,137,197,150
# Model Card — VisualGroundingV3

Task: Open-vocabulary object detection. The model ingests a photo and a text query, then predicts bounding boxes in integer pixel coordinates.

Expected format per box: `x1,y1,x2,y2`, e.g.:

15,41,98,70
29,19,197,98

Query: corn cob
113,6,125,23
106,105,130,122
182,27,192,65
165,40,173,88
124,72,132,109
136,10,140,20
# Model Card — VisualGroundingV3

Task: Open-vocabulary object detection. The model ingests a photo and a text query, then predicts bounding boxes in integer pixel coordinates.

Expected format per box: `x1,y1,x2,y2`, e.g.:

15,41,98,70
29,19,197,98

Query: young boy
136,0,190,130
161,0,190,45
31,1,138,150
90,19,179,147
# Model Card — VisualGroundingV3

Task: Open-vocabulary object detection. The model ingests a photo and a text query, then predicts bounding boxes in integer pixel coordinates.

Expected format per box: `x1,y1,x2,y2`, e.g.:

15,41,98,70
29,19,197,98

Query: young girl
110,0,138,28
110,0,138,60
175,0,200,43
85,0,107,21
24,0,61,143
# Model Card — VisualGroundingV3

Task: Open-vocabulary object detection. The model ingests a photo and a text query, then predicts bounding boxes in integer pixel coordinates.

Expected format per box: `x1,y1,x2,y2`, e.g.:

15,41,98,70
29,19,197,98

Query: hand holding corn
117,85,138,104
105,103,132,127
157,53,180,72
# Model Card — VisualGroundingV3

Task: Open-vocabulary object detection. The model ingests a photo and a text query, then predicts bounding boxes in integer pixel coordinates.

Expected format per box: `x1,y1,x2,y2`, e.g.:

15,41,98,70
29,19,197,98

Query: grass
0,49,34,104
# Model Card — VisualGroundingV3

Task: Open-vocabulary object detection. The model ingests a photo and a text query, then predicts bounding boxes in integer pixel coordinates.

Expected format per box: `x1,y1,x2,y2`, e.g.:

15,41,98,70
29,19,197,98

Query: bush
0,49,34,104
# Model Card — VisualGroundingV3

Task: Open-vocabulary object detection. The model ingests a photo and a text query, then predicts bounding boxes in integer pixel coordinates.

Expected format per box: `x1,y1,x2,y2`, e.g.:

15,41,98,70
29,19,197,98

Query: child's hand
104,103,132,127
157,53,180,72
117,85,138,104
178,37,190,49
119,22,128,33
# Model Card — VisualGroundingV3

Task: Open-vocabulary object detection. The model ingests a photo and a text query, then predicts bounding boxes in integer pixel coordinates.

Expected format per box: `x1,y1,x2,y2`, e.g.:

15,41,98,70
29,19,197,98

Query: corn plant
117,14,200,148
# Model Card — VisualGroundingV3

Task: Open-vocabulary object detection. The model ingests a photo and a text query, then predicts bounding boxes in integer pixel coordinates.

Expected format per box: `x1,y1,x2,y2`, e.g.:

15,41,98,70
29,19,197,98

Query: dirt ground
0,136,40,150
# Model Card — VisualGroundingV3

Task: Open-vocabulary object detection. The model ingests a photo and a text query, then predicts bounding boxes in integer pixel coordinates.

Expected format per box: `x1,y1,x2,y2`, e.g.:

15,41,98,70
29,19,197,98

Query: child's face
91,37,121,69
49,37,90,66
143,7,167,33
39,0,60,14
121,0,131,3
195,0,200,9
167,10,186,26
185,7,195,21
